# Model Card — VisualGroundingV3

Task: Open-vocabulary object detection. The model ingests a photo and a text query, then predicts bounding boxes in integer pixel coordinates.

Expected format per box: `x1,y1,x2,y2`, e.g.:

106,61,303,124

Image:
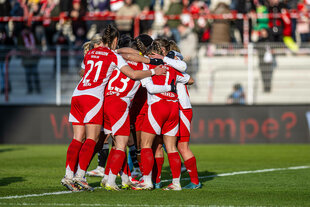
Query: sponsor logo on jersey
161,92,176,97
127,61,138,66
95,51,108,56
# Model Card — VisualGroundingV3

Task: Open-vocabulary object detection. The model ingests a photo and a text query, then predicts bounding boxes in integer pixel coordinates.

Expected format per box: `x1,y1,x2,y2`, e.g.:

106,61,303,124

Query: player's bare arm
116,47,140,55
120,65,166,80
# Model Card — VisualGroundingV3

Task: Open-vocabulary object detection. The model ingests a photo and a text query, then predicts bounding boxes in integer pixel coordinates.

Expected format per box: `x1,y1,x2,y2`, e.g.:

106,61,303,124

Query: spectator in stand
86,0,111,38
178,23,198,88
234,0,256,43
0,0,11,33
256,28,276,93
135,0,151,11
267,0,287,42
53,29,70,75
110,0,124,12
190,1,211,43
59,0,72,17
70,0,87,47
10,0,28,43
27,0,48,51
0,29,14,94
284,0,298,41
210,2,231,44
209,0,231,11
165,0,183,43
227,83,246,105
70,0,87,72
19,26,41,94
40,0,60,46
115,0,141,37
139,5,154,34
297,2,310,42
157,24,176,41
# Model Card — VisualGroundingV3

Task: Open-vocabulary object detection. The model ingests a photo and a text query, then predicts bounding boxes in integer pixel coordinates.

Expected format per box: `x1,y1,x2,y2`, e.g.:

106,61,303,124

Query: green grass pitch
0,144,309,207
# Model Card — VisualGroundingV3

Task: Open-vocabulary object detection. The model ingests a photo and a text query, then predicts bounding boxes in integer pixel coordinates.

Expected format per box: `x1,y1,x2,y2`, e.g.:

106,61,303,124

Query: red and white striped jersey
105,60,146,101
73,46,127,99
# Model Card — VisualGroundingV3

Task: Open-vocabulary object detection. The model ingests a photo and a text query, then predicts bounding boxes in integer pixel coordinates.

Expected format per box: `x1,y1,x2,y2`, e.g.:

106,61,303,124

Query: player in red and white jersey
62,25,165,192
133,40,189,191
167,41,201,189
101,35,171,191
153,39,201,189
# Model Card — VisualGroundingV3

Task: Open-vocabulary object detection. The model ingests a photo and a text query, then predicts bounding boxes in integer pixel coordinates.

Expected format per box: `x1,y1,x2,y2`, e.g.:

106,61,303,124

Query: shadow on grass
0,147,25,153
0,177,25,186
161,166,218,187
86,168,218,188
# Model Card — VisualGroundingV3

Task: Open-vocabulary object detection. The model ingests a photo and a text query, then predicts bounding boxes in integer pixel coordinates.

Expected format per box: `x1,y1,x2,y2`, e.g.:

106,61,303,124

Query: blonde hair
83,34,102,55
169,40,181,53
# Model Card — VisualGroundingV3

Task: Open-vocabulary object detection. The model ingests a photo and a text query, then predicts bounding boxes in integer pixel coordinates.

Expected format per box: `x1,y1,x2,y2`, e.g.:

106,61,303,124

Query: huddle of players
61,24,201,192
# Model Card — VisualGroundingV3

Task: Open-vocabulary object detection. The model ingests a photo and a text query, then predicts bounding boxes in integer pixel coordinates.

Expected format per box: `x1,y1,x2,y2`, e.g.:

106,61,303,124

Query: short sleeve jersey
105,60,144,100
77,46,127,91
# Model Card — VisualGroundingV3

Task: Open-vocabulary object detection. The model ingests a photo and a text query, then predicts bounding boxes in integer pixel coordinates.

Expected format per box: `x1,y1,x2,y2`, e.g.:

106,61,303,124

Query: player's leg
101,135,114,187
152,135,164,189
132,131,156,190
61,124,85,191
177,141,201,189
162,101,182,191
105,135,129,191
119,150,133,189
73,124,101,191
128,133,141,177
163,135,182,191
178,109,201,189
104,97,131,190
87,132,109,177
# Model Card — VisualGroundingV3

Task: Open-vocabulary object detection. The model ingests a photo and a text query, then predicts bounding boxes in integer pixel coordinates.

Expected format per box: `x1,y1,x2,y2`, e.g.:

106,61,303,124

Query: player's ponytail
148,39,164,56
155,38,170,55
132,34,153,55
136,38,147,55
102,24,119,49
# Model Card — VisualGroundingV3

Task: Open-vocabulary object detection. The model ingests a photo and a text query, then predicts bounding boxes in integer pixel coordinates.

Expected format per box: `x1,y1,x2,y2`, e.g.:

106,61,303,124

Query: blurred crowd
0,0,309,96
0,0,310,51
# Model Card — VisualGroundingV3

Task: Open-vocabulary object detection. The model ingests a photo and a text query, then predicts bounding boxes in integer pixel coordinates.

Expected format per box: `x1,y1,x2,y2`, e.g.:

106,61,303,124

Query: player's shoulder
86,46,111,57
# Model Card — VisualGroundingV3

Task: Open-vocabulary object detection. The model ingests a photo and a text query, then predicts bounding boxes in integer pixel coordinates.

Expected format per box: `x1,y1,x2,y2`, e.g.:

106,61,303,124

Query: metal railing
190,42,310,105
0,43,310,105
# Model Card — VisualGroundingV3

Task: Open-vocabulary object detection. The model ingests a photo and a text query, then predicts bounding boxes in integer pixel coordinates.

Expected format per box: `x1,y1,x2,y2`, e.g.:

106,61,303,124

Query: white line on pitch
161,165,310,183
0,165,309,200
0,203,220,207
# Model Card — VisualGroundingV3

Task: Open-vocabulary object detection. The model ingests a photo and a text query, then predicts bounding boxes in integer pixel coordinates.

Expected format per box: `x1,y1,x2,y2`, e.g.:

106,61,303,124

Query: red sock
152,157,164,183
104,148,115,176
184,156,199,184
109,149,126,175
168,152,181,179
122,155,131,176
66,139,83,172
141,148,154,176
78,139,96,171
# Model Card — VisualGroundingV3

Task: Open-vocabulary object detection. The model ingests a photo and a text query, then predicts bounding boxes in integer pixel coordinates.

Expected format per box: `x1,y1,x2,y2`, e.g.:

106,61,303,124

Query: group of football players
61,24,201,192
